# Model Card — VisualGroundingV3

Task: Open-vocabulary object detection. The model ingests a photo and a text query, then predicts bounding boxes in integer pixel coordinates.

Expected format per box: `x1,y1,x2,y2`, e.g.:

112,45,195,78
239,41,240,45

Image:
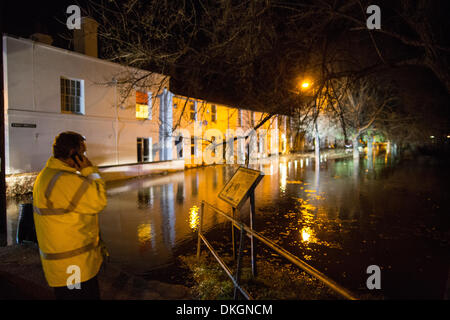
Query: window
60,77,84,114
137,137,152,162
237,110,242,127
211,105,217,122
191,137,196,156
190,102,196,121
136,91,152,120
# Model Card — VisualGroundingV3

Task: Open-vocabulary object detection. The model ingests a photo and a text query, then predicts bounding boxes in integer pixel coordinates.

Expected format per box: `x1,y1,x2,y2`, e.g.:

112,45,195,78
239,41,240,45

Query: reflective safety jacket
33,157,107,287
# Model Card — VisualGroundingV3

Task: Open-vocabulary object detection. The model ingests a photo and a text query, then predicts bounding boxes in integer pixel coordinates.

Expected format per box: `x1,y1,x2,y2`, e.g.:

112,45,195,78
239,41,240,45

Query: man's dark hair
53,131,85,159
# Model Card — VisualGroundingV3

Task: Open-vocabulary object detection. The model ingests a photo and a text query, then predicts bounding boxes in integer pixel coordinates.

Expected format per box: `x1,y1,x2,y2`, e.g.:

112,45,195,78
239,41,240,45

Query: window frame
60,77,85,115
211,104,217,123
136,91,152,120
137,137,152,162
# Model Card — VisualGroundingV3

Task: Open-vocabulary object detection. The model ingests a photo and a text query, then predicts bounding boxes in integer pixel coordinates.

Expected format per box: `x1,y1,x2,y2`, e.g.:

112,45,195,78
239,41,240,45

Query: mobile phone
71,153,81,167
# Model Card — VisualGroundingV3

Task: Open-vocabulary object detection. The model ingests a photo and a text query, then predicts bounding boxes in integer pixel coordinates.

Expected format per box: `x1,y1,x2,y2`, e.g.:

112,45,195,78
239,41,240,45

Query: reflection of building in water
160,183,176,248
221,166,229,185
176,182,185,204
213,169,218,190
137,187,155,209
280,161,287,193
191,173,199,196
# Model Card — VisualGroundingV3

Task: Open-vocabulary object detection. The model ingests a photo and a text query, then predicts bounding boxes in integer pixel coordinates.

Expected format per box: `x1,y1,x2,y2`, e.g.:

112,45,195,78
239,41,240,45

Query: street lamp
302,80,320,168
301,82,310,89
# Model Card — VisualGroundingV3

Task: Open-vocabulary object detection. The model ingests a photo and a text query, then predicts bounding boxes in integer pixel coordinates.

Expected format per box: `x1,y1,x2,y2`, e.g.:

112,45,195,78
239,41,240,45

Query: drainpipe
114,78,119,165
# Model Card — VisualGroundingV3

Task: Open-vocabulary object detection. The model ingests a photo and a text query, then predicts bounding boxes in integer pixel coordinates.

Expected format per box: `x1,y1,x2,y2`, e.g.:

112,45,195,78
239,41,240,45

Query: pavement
0,243,192,300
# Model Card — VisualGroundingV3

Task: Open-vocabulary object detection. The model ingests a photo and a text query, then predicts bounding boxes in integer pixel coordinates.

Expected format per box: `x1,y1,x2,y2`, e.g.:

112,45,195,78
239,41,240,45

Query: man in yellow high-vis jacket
33,131,107,299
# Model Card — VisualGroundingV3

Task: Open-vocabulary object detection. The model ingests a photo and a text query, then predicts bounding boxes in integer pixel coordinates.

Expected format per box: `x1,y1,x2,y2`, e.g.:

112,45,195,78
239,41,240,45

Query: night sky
1,1,86,50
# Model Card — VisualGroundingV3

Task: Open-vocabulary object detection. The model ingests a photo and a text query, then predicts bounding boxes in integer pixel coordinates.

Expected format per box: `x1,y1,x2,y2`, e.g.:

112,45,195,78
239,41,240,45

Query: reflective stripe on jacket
33,157,107,287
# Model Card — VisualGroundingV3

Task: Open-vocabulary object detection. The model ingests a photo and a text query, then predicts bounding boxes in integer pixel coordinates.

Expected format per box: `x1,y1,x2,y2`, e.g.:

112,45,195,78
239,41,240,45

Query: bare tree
334,76,398,159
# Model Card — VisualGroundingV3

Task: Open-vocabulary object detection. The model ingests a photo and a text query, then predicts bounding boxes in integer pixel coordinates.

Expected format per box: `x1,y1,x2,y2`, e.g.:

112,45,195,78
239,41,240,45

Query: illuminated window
60,77,84,114
211,105,217,122
136,91,152,120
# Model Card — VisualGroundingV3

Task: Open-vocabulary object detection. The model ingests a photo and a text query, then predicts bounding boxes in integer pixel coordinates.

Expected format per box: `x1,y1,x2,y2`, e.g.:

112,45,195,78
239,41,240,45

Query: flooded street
6,152,450,299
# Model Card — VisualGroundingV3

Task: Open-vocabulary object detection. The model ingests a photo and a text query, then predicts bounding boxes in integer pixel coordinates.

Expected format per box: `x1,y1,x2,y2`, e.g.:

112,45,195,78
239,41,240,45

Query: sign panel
11,123,36,128
219,166,263,209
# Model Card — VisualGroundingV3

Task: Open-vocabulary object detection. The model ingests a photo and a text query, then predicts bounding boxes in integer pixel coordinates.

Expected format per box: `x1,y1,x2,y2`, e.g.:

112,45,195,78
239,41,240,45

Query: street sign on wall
11,123,37,128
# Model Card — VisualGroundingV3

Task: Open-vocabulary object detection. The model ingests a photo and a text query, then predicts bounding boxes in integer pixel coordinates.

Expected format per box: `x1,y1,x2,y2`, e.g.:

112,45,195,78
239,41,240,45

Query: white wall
3,36,167,173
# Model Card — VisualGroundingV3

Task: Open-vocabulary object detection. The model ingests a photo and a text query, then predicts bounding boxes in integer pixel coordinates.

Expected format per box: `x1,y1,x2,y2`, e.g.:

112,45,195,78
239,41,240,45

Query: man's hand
74,154,93,171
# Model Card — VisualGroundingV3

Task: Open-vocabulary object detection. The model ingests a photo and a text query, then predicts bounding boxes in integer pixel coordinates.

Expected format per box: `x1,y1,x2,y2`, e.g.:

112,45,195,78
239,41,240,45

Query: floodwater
6,151,450,299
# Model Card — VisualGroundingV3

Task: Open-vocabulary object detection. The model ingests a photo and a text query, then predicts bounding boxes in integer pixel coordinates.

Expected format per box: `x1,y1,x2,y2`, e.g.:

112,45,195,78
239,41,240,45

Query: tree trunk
391,142,398,157
367,135,373,158
367,136,374,172
314,122,320,169
352,136,359,161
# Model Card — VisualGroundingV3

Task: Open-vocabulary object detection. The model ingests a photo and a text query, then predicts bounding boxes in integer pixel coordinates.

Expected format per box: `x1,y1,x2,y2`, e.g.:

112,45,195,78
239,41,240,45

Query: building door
137,137,152,163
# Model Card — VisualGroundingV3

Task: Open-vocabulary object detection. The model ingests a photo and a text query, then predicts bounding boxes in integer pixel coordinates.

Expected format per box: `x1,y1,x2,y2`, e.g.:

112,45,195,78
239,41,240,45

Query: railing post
231,207,237,260
250,192,257,278
233,225,245,300
197,201,205,259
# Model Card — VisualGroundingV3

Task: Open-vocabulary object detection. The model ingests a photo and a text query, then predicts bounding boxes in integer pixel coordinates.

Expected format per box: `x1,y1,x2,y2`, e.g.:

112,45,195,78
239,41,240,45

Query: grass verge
179,252,340,300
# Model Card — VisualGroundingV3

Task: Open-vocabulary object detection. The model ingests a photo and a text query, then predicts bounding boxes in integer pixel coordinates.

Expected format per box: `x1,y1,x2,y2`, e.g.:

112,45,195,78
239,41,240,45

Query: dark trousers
53,275,100,300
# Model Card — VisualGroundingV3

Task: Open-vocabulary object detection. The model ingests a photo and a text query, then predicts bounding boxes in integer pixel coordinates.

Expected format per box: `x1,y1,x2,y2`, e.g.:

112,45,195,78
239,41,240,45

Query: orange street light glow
301,82,310,89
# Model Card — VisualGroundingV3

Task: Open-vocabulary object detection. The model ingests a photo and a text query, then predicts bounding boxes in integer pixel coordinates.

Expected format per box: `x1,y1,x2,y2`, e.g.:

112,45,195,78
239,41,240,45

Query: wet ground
7,151,450,299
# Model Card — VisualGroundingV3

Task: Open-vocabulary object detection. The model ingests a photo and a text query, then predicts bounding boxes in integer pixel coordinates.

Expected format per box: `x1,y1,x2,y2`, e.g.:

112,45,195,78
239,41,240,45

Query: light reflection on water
188,205,200,231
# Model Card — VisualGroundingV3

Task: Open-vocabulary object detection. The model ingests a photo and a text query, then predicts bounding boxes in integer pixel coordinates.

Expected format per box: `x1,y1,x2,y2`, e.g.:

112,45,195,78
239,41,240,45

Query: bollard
16,203,37,244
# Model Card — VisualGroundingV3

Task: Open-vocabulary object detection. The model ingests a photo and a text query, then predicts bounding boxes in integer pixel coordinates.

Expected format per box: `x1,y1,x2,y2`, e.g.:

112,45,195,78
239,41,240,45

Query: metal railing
196,200,358,300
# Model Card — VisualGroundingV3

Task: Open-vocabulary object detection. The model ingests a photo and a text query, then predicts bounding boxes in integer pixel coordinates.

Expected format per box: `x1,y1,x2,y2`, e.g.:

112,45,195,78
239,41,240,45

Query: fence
196,200,358,300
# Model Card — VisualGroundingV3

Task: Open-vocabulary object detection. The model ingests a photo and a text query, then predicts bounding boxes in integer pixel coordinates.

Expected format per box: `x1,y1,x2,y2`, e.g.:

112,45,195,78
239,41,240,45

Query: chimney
74,17,98,58
30,33,53,45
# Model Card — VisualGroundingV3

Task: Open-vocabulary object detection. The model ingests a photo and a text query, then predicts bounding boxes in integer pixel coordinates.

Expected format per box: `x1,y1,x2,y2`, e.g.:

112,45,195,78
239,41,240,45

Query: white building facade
3,35,173,174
